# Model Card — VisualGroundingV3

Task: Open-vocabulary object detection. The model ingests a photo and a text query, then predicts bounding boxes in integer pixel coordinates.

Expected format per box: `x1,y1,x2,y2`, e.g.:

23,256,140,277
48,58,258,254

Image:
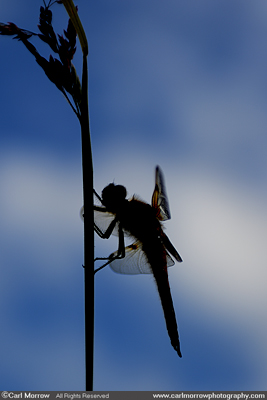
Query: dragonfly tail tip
174,344,182,358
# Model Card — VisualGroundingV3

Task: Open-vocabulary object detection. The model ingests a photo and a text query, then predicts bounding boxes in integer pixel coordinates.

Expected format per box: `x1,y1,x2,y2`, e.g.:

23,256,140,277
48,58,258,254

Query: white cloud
167,167,267,364
1,136,266,389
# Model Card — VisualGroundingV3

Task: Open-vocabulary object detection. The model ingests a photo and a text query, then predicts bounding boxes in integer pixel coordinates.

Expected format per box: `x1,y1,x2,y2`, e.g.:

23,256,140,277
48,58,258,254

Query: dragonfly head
102,183,127,212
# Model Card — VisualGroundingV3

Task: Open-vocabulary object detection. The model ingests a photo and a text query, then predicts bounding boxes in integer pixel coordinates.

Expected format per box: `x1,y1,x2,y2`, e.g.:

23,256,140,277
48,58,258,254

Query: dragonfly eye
102,183,127,211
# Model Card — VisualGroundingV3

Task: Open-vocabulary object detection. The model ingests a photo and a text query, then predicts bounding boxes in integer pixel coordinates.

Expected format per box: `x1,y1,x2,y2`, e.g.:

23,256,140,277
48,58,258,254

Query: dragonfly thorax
102,183,127,212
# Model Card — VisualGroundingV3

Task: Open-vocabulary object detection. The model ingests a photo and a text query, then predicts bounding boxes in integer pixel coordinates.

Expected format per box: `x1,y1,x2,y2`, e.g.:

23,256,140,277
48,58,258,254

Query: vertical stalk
62,0,94,390
81,53,94,391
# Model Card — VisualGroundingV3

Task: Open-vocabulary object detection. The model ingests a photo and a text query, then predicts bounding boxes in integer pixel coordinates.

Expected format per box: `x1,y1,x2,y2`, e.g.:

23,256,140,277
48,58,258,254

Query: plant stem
61,0,94,390
81,53,94,391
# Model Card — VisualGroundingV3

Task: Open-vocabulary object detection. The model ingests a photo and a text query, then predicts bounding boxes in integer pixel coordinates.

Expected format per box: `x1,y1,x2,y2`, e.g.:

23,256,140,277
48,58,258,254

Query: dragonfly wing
109,241,175,274
109,241,153,274
80,192,120,236
94,207,120,236
162,232,183,263
166,252,175,267
92,190,119,236
80,205,84,220
151,165,171,221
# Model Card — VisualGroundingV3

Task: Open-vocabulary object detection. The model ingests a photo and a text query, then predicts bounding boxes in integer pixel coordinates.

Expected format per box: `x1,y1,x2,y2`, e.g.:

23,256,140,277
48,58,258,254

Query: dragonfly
89,166,183,357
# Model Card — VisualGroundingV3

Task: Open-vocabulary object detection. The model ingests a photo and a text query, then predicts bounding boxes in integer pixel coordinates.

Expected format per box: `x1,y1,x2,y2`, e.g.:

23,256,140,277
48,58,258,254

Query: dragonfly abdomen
144,243,182,358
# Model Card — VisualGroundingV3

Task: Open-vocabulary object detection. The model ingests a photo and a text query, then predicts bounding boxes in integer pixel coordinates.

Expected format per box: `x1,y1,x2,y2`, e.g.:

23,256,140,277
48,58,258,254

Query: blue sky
1,0,267,391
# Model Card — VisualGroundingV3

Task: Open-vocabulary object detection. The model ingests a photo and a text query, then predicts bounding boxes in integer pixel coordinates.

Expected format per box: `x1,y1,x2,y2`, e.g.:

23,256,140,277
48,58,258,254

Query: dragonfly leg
82,189,117,239
94,223,125,274
94,253,122,274
93,188,125,273
94,216,118,239
93,188,102,202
